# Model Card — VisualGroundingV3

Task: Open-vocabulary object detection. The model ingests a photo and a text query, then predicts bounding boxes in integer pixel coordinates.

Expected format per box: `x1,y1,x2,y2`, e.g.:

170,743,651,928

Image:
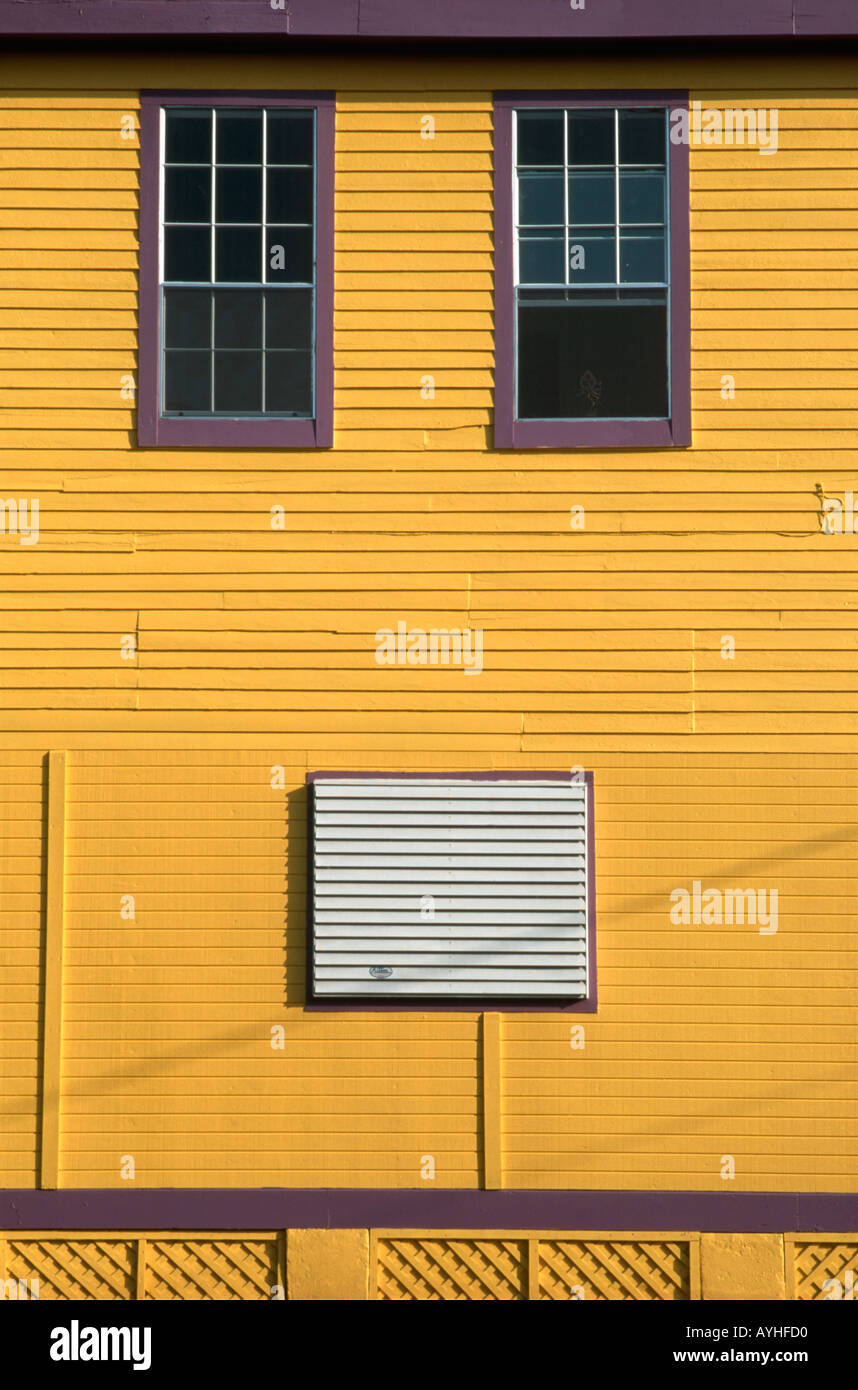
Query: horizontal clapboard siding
1,51,857,1195
312,779,589,998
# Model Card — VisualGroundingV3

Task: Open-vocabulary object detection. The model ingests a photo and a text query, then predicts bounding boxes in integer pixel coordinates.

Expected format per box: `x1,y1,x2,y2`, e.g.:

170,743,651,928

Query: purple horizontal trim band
508,421,678,450
145,418,320,448
5,0,858,40
2,1189,858,1233
308,770,576,781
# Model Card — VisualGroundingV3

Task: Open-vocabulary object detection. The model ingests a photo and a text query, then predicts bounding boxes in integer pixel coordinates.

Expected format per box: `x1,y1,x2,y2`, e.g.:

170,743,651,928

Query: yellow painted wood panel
40,748,857,1191
0,49,857,1193
0,753,45,1186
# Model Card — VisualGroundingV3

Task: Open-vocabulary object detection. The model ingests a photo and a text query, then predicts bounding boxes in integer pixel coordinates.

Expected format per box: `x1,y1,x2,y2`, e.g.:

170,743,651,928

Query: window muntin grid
512,105,671,423
159,105,316,418
513,106,669,289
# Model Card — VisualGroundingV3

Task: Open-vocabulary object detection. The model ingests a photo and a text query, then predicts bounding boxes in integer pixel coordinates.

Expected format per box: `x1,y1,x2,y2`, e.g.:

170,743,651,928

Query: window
308,774,595,1008
494,93,690,449
138,93,333,447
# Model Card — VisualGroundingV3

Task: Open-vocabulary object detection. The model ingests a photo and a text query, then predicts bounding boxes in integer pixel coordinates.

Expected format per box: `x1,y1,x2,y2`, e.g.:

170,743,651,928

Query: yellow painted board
39,752,65,1189
1,50,858,1196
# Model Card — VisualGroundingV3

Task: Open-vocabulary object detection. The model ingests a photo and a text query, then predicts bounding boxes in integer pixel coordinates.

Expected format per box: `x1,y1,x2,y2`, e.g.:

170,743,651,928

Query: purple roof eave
4,0,858,43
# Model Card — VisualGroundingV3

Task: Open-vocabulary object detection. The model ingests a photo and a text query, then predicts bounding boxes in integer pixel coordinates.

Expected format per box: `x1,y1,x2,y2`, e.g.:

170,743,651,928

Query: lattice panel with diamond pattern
537,1239,691,1300
538,1239,691,1300
5,1239,135,1300
145,1239,277,1301
0,1234,280,1301
377,1238,527,1300
793,1240,858,1300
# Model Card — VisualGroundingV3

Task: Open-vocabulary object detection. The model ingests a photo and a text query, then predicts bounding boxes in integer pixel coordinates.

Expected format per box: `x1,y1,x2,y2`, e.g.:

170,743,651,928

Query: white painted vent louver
311,778,589,999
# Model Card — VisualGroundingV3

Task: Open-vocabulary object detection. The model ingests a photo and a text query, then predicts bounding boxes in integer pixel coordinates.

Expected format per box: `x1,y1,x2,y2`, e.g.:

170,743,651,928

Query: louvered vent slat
311,778,590,999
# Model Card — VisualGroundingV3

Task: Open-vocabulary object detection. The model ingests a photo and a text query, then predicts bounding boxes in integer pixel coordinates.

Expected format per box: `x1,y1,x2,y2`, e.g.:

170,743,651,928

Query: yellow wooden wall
0,49,856,1193
0,754,44,1185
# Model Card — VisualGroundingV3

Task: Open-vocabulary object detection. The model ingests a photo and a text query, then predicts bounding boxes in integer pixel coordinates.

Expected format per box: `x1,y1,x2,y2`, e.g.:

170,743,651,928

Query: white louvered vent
311,777,589,999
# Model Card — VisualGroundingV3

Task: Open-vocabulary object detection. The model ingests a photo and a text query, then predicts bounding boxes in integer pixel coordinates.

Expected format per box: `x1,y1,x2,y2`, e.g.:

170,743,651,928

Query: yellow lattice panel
145,1237,279,1301
537,1238,693,1301
4,1238,135,1300
790,1237,858,1300
376,1236,526,1300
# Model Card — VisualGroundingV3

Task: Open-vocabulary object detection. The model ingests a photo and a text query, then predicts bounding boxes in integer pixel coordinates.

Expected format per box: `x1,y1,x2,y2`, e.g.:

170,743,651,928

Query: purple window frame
305,770,597,1013
494,91,691,451
138,91,334,449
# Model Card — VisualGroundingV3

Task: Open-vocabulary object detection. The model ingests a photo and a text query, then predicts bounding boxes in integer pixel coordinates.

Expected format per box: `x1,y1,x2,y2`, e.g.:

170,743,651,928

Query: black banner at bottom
3,1296,853,1378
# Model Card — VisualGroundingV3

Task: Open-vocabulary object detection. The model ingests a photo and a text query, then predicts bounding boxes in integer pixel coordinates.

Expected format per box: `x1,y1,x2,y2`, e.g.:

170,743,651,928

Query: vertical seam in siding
39,749,66,1190
482,1011,502,1189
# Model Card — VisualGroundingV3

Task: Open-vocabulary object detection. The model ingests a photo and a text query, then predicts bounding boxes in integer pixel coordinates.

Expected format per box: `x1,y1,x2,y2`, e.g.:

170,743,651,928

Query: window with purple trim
494,95,690,450
138,94,333,448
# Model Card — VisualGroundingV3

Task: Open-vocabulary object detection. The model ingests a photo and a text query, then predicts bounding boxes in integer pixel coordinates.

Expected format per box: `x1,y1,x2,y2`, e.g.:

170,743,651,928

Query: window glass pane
214,351,262,412
216,167,262,223
165,167,210,224
619,110,665,165
620,236,665,282
266,226,313,283
567,111,614,165
518,172,564,226
215,226,261,282
161,104,318,422
568,170,615,224
216,110,263,164
513,104,672,428
267,110,314,165
165,226,210,281
265,288,313,348
568,231,615,284
165,111,211,164
619,169,665,224
516,111,564,165
267,167,314,224
517,294,668,419
519,237,565,285
164,289,211,348
214,290,263,349
266,351,313,414
164,350,211,412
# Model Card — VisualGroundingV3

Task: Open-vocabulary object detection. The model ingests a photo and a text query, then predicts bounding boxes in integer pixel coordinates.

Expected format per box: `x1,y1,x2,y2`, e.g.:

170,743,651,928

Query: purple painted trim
305,770,596,1013
3,1189,858,1234
359,0,858,39
508,421,678,449
137,97,160,448
493,92,691,452
308,771,582,781
5,1,858,41
137,91,334,451
668,102,692,447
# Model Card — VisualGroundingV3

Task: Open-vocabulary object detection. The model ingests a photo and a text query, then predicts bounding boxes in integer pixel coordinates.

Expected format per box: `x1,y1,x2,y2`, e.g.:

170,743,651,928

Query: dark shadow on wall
284,780,309,1008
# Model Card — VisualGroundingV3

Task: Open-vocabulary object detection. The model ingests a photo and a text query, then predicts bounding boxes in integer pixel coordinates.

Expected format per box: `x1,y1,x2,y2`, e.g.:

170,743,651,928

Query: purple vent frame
305,770,597,1013
137,91,334,449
